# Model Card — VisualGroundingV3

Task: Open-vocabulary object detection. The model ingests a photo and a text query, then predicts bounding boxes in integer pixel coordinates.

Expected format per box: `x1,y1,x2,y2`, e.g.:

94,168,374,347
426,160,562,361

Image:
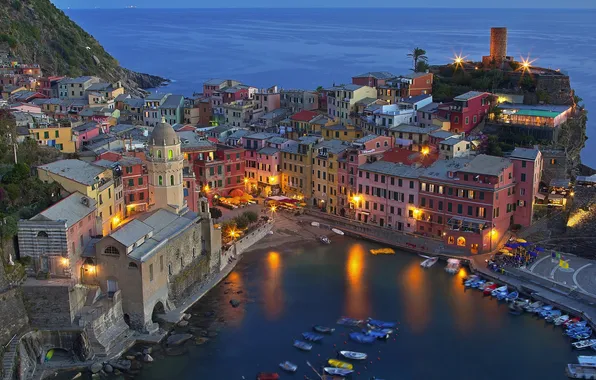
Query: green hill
0,0,165,93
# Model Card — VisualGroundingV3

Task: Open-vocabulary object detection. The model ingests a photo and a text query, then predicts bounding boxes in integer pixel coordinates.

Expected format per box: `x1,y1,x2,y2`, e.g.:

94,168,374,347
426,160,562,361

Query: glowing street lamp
518,54,537,72
452,53,467,70
421,146,430,156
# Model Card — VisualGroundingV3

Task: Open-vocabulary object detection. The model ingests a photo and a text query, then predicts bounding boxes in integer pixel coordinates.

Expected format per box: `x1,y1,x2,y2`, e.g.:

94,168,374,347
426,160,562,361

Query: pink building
253,86,281,116
72,121,100,150
354,160,424,232
243,132,278,187
203,78,242,97
417,155,517,254
250,136,296,196
436,91,491,134
510,147,543,227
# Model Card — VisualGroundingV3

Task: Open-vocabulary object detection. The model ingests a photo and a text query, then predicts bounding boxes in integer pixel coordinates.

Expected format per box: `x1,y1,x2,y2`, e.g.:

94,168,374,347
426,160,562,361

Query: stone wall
81,290,130,356
220,222,273,271
168,255,211,303
22,284,87,328
0,287,28,346
535,75,573,105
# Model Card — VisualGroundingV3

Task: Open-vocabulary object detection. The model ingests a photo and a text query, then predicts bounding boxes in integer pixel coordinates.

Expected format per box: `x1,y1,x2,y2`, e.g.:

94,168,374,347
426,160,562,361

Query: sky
51,0,596,9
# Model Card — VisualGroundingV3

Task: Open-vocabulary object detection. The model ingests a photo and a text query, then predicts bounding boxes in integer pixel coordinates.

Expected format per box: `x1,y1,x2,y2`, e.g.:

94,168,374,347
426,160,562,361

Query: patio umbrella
230,189,244,198
516,238,527,243
529,251,538,257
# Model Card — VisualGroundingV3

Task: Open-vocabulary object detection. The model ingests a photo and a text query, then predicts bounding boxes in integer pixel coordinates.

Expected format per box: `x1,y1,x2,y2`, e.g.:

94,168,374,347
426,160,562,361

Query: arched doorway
123,314,131,327
152,301,165,323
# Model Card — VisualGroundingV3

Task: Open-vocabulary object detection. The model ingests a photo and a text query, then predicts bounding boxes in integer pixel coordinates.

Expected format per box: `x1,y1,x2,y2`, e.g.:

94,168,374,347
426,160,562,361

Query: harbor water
131,237,575,379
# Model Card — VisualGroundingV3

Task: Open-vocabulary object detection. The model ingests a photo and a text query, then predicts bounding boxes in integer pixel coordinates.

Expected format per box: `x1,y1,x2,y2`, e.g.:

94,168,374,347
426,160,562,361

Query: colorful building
215,144,246,197
280,89,319,112
321,124,364,141
29,123,77,153
143,93,170,127
377,72,434,102
312,139,349,213
72,121,101,150
223,100,255,128
326,84,377,125
352,71,395,88
509,147,543,228
437,91,491,134
281,136,320,201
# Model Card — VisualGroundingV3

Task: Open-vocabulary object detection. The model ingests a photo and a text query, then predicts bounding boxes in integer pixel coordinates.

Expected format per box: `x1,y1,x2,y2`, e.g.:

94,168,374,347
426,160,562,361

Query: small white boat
491,285,507,297
555,315,570,326
573,339,596,350
339,350,367,360
311,222,320,227
279,361,297,372
420,257,438,268
524,301,543,312
332,228,344,236
444,259,461,274
324,367,354,376
578,356,596,367
479,281,494,290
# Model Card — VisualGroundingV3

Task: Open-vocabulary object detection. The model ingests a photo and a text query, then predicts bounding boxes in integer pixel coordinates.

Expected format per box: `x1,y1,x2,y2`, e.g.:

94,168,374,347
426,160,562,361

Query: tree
210,207,223,220
242,211,258,223
234,215,250,230
407,47,428,72
414,60,430,73
316,86,324,92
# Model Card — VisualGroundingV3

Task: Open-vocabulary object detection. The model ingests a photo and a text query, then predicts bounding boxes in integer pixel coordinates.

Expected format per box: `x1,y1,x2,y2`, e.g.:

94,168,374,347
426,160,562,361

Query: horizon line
62,6,596,10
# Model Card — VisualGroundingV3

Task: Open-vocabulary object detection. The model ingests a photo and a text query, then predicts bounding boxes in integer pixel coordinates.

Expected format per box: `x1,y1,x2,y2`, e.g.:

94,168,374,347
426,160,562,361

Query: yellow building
311,139,348,214
281,136,320,202
29,124,77,153
321,124,364,142
37,159,125,236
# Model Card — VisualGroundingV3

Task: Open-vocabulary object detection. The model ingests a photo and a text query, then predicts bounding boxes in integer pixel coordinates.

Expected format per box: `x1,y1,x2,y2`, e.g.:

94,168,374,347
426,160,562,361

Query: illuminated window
104,246,120,256
448,236,455,245
168,150,173,160
158,176,163,186
457,237,466,247
157,150,162,159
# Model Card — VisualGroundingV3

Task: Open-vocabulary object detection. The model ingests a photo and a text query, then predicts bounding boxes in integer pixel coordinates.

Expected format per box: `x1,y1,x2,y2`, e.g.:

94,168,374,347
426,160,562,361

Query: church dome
149,117,179,146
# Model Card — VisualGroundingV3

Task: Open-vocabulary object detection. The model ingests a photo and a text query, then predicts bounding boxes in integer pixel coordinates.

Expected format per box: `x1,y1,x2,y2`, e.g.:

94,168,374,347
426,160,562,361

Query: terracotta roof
382,147,439,168
290,110,319,122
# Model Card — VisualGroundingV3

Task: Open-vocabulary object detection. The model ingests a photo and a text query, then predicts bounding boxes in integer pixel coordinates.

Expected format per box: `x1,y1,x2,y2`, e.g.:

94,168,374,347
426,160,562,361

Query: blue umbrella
529,252,538,257
536,247,545,252
520,242,530,247
507,243,520,249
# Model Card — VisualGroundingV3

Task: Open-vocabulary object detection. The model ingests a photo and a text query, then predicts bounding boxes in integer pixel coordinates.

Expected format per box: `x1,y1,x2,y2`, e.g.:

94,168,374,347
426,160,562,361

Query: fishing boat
279,361,297,372
420,257,439,268
445,259,461,274
491,285,507,297
44,349,54,362
555,315,571,326
337,317,363,326
505,291,519,302
545,310,563,322
339,351,367,360
362,329,389,339
578,356,596,367
536,305,554,315
483,283,498,295
349,332,376,344
293,340,313,351
509,303,523,316
367,318,396,328
566,363,596,379
313,325,335,334
257,373,280,380
370,248,395,255
496,291,509,301
324,367,354,376
327,359,353,370
464,276,479,287
302,332,324,342
472,280,486,289
319,235,331,244
572,339,596,350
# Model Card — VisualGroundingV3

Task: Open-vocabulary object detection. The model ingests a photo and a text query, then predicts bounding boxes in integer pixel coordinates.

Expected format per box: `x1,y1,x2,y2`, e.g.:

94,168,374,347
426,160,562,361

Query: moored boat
565,318,582,327
302,332,324,342
421,257,439,268
339,351,367,360
491,285,507,297
367,318,396,328
445,259,461,274
536,305,554,315
362,329,389,339
349,332,376,344
525,301,543,312
479,281,494,290
544,310,562,321
337,317,363,326
578,356,596,367
572,339,596,350
566,363,596,379
319,235,331,244
472,280,486,289
555,315,571,326
327,359,353,370
505,291,519,302
279,361,297,372
323,367,354,376
313,325,335,334
483,283,498,295
257,373,280,380
367,325,393,334
293,340,313,351
370,248,395,255
509,303,523,316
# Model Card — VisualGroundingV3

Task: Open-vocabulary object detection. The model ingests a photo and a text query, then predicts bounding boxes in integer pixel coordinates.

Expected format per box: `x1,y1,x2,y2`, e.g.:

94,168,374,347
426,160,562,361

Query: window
170,175,175,186
99,194,103,205
129,194,135,202
129,262,138,269
448,236,455,244
465,116,469,125
409,181,414,189
128,179,134,186
522,161,527,168
44,131,49,139
104,246,120,256
37,231,48,238
138,177,143,185
521,173,526,182
467,206,473,216
157,150,162,158
479,192,484,200
55,130,59,138
457,237,466,247
478,207,486,218
140,192,145,200
168,150,173,160
408,194,414,204
438,201,443,211
158,176,163,186
520,188,526,196
457,204,462,214
550,159,556,165
421,198,426,207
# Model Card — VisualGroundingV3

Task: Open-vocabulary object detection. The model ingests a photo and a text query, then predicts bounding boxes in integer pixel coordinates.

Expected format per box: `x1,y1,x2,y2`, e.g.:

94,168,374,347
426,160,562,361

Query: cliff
0,0,166,95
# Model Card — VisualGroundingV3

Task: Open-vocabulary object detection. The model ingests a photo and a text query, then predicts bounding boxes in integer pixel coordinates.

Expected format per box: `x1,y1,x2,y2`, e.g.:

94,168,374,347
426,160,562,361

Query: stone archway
152,301,165,323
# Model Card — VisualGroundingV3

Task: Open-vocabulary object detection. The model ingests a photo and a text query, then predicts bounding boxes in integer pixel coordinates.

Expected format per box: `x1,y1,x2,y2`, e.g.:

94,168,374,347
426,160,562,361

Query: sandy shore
245,212,321,252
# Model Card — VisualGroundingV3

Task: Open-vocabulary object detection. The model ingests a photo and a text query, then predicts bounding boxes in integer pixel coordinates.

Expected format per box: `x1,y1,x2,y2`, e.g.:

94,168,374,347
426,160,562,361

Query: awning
535,193,546,200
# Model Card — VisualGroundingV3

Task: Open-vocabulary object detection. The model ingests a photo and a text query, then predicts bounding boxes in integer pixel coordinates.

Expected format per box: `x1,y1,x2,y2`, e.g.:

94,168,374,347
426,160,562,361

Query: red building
215,144,246,197
38,76,65,98
352,71,395,88
397,72,434,98
437,91,491,134
510,147,543,228
222,86,249,104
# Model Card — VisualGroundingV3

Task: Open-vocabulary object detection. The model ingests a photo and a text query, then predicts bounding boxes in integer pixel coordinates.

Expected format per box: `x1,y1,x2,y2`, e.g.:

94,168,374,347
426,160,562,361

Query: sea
66,8,596,166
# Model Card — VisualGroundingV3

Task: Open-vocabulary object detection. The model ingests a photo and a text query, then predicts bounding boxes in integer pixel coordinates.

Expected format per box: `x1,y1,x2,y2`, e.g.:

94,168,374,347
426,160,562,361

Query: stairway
2,337,20,380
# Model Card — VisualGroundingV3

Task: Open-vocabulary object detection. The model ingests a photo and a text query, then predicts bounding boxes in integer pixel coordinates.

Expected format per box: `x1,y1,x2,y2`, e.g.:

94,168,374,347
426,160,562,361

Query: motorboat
293,340,312,351
279,361,297,373
536,305,554,315
367,325,393,335
313,325,335,334
578,356,596,367
545,310,562,322
496,291,509,301
367,318,396,328
572,339,596,350
472,280,486,289
491,286,507,297
349,332,376,344
319,235,331,245
339,351,367,360
524,301,543,312
505,291,519,302
337,317,363,326
483,283,498,295
566,364,596,379
324,367,354,376
421,257,439,268
555,315,570,326
565,317,582,327
256,373,280,380
463,274,478,284
362,329,389,339
445,259,461,274
327,359,353,370
302,332,324,342
513,298,530,308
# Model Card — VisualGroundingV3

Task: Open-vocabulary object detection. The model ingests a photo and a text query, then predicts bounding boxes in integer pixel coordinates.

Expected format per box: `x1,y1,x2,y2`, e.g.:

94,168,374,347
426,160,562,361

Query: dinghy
332,228,344,236
483,283,497,295
420,257,438,268
524,301,543,312
302,332,324,342
311,222,320,227
566,363,596,379
367,318,396,328
313,325,335,334
367,325,393,334
279,361,297,372
339,351,367,360
327,359,353,370
362,329,389,339
555,315,570,326
337,317,363,326
293,340,312,351
319,235,331,244
257,373,279,380
479,281,494,290
349,332,376,343
324,367,354,376
578,356,596,367
505,291,519,302
572,339,596,350
491,285,507,297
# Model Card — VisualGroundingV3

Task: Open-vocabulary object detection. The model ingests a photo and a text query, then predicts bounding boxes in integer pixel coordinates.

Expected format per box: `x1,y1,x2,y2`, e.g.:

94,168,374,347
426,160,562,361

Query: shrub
210,207,223,220
235,215,250,230
242,211,258,223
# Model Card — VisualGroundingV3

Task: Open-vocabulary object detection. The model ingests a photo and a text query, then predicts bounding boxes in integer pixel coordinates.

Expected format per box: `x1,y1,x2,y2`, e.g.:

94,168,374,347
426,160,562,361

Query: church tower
147,117,186,213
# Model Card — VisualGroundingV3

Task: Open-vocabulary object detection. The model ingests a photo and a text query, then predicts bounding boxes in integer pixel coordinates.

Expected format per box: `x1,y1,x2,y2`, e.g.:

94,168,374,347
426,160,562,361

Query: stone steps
2,338,20,380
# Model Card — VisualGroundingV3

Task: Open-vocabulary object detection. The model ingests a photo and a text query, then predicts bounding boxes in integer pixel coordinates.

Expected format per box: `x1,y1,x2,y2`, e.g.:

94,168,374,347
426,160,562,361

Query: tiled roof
399,94,432,104
38,159,107,186
290,110,318,122
258,147,279,156
159,94,184,109
359,160,424,178
510,147,540,161
353,71,395,79
31,192,97,228
454,91,488,101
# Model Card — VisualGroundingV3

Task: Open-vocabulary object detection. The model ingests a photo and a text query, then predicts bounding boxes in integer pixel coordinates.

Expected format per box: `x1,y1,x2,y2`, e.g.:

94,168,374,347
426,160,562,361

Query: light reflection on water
263,251,283,320
344,243,370,319
400,261,430,333
224,270,245,327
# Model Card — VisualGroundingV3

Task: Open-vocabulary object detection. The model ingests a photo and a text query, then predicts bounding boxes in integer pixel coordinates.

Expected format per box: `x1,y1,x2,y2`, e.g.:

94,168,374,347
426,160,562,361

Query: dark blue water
66,8,596,167
120,237,572,379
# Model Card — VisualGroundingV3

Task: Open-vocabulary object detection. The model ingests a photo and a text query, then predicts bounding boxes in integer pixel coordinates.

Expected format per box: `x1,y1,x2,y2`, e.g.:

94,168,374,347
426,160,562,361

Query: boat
370,248,395,255
464,276,479,287
479,281,494,290
483,283,498,295
362,329,389,339
566,364,596,379
565,318,582,327
327,359,353,370
319,235,331,244
463,274,478,283
572,339,596,350
279,361,297,373
421,257,439,268
578,356,596,367
496,291,509,301
367,318,396,328
44,349,54,362
324,367,354,376
302,332,324,342
445,258,461,274
524,301,543,312
349,332,376,344
555,315,571,326
505,291,519,302
367,325,393,334
536,305,554,315
509,304,523,316
257,373,280,380
337,317,363,326
311,222,320,227
339,351,367,360
543,310,562,320
491,285,507,297
472,280,486,289
293,340,312,351
331,228,344,236
313,325,335,334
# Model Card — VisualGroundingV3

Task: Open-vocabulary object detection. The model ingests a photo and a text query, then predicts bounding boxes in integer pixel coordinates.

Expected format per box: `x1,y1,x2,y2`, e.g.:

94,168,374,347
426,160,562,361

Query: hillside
0,0,165,94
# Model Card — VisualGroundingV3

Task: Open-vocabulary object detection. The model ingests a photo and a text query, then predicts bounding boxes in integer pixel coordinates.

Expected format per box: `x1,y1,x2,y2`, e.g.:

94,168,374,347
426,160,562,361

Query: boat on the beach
367,318,396,328
572,339,596,350
555,315,571,326
257,373,280,380
513,298,530,308
349,332,376,344
420,257,439,268
327,359,353,370
313,325,335,334
339,351,367,360
293,340,313,351
566,363,596,379
279,361,297,372
324,367,354,376
445,258,461,274
302,332,324,342
319,235,331,244
505,291,519,302
370,248,395,255
337,317,363,326
578,356,596,367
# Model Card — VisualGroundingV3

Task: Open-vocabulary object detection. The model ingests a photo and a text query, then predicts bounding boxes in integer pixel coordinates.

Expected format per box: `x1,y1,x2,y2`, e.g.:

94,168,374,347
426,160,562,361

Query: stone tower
490,27,508,62
147,117,186,213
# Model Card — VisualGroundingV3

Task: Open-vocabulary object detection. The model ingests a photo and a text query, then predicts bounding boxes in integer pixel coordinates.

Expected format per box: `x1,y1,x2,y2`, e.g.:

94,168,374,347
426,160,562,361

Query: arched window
448,236,455,245
170,175,175,186
158,176,163,186
457,237,466,247
37,231,48,238
104,246,120,256
168,150,173,160
156,150,162,159
128,262,138,269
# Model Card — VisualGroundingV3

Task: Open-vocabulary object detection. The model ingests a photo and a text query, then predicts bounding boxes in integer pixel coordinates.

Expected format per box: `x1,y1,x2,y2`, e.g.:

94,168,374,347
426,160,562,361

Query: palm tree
407,48,428,72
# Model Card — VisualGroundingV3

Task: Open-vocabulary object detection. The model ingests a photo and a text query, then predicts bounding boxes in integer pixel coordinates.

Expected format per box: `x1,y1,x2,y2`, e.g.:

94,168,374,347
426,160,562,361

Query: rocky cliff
0,0,166,94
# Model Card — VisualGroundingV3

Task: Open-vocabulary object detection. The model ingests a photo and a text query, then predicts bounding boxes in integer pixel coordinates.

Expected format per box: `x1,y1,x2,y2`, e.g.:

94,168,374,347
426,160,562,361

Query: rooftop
355,97,379,106
290,110,319,122
38,159,107,186
204,78,227,86
353,71,395,79
440,137,467,146
399,94,432,104
72,122,98,133
454,91,488,101
390,123,440,134
87,82,112,91
227,129,251,140
145,92,170,102
267,136,288,145
359,160,424,178
382,147,439,167
258,146,279,156
29,192,97,228
177,131,214,150
64,76,95,84
353,134,379,144
314,139,349,155
510,147,540,161
245,132,278,140
429,129,458,139
327,84,363,92
160,94,184,109
402,72,432,79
